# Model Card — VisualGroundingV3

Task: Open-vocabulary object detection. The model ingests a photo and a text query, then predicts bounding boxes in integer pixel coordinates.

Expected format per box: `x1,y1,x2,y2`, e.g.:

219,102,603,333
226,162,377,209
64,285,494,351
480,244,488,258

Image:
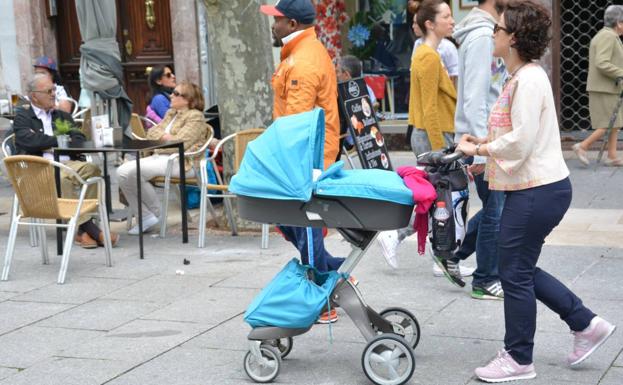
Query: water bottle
433,201,453,251
433,201,450,221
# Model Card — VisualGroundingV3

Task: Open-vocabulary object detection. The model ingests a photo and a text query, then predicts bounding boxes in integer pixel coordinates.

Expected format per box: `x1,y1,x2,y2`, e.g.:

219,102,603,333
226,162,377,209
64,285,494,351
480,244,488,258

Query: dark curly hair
504,0,552,62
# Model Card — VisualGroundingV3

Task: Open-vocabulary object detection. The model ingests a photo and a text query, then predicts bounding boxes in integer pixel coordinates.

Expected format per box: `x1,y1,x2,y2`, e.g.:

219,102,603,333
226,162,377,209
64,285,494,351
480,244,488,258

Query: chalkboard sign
338,78,392,170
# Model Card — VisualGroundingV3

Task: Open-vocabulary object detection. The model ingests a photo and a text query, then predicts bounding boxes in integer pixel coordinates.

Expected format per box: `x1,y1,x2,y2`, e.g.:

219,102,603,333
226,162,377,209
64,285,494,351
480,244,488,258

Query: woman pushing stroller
456,1,616,382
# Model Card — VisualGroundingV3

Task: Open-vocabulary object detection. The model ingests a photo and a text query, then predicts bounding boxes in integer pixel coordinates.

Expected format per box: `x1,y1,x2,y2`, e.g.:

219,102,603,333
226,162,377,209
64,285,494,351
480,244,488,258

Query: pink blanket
396,166,437,255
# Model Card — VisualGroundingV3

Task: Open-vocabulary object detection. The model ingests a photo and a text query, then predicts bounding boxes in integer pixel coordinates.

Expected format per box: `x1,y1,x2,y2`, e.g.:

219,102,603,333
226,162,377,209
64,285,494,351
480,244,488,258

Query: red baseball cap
259,4,285,17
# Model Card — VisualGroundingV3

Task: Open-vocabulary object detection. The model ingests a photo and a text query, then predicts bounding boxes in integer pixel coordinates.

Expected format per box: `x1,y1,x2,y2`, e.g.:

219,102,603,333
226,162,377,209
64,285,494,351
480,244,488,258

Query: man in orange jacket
261,0,344,324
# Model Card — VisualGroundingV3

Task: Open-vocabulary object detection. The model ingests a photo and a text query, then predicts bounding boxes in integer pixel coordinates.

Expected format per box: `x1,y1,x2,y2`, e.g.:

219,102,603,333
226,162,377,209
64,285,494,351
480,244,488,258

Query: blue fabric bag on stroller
244,258,344,329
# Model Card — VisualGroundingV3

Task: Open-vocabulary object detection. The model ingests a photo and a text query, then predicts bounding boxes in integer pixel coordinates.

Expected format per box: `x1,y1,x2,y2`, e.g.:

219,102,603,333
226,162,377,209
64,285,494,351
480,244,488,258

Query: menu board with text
338,78,392,170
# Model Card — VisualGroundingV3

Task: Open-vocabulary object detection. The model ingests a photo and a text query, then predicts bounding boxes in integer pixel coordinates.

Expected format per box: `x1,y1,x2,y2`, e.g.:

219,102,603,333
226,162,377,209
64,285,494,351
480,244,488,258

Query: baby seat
230,108,422,385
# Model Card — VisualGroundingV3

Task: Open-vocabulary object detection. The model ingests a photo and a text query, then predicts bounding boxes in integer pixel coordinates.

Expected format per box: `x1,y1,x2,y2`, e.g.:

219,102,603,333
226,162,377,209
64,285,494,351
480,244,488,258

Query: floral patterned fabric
314,0,349,60
486,64,569,191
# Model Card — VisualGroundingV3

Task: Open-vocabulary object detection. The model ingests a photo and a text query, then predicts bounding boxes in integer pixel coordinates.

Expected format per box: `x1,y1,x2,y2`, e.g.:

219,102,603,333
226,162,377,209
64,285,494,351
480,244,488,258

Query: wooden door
56,0,174,114
117,0,174,114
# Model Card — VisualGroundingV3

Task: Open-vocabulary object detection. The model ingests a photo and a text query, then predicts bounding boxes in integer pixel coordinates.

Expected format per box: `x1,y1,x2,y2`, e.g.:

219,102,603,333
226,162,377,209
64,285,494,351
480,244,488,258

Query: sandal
572,143,589,165
604,158,623,167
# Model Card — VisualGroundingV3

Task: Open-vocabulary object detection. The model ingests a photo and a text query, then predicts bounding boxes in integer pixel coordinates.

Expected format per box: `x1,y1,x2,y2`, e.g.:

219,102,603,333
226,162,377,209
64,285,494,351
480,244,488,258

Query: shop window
344,1,452,118
559,0,614,131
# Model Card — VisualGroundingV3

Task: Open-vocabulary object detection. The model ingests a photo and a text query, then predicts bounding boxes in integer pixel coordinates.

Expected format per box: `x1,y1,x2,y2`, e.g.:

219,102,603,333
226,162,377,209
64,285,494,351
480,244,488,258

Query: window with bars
559,0,616,131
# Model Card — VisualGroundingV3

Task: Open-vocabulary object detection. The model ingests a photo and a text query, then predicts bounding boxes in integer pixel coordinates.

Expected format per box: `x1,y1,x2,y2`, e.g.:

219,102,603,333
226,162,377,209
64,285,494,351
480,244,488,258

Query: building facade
0,0,619,131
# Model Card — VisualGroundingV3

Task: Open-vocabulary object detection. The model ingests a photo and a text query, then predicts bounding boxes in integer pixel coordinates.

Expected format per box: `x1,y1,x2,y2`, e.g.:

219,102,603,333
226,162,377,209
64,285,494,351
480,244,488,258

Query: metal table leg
103,152,112,215
178,143,188,243
136,153,144,259
54,152,63,255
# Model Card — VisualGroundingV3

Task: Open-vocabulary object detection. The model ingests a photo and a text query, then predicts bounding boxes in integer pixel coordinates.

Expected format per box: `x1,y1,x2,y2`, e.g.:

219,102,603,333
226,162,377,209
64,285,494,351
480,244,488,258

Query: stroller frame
241,198,421,385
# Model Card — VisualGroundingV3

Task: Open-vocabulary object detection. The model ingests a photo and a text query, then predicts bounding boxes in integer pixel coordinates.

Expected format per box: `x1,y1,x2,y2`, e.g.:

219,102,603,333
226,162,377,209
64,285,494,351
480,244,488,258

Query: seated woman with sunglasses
147,65,176,123
117,81,210,234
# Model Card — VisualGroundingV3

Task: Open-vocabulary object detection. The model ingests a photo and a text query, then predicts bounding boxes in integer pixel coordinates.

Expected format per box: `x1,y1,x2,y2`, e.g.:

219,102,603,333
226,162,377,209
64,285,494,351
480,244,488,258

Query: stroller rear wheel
244,344,281,383
378,307,421,349
362,334,415,385
261,337,293,358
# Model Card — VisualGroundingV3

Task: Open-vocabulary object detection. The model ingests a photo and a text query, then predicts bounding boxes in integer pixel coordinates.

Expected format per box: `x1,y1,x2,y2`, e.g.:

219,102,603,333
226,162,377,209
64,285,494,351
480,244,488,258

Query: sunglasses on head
493,24,511,34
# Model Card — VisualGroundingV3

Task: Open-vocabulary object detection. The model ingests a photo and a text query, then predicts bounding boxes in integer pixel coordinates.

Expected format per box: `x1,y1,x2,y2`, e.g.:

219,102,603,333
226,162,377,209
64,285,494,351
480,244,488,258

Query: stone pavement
0,150,621,385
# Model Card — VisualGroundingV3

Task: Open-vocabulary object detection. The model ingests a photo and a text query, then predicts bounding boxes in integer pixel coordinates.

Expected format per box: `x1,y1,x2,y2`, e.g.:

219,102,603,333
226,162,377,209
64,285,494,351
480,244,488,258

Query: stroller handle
418,148,464,166
439,150,464,164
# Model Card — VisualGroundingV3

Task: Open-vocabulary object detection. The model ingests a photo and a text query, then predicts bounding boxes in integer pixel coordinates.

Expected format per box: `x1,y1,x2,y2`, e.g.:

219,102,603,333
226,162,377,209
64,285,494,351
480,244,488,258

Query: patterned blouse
486,64,569,191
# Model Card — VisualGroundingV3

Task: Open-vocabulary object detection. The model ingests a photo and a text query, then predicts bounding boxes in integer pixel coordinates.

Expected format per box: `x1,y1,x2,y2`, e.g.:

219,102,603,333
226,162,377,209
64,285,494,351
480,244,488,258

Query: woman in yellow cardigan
409,0,456,154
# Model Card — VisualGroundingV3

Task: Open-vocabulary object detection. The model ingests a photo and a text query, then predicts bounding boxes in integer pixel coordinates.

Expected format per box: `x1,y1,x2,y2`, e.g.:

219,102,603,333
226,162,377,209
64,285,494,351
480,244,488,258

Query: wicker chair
129,113,156,140
198,128,269,249
2,133,40,248
149,125,215,238
2,155,113,284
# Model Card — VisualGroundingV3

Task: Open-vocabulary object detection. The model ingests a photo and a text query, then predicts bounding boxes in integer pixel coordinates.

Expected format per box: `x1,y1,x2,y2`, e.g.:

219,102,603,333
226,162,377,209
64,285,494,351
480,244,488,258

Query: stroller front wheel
244,344,281,383
362,334,416,385
378,307,421,349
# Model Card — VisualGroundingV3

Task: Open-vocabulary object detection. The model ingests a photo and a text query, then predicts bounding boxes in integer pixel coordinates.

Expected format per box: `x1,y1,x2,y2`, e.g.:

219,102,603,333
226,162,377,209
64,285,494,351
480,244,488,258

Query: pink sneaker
568,316,616,366
475,350,536,383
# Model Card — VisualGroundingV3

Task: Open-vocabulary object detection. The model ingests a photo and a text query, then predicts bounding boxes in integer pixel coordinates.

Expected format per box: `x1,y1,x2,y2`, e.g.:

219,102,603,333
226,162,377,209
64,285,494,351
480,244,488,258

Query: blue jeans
498,178,594,364
452,173,504,288
277,226,345,272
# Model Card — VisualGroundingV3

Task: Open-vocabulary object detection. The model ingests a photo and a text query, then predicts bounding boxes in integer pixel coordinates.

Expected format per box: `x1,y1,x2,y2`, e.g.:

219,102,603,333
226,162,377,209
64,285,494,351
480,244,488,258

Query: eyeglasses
493,24,511,34
32,87,56,96
172,90,185,98
163,72,174,78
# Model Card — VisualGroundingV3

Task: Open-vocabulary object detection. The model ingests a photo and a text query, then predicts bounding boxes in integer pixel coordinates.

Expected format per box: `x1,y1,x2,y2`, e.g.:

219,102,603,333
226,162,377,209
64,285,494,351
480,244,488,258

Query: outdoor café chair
2,133,40,248
2,155,113,284
198,128,269,249
149,125,215,238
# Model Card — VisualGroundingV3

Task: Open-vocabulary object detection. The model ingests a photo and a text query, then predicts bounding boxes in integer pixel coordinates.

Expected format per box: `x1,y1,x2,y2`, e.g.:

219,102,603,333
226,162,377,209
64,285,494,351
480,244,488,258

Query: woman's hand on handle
460,134,487,145
456,135,477,156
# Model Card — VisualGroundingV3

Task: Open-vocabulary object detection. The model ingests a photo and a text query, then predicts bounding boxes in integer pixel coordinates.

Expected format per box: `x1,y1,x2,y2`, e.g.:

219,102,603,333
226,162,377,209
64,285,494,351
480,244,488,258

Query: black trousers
498,177,595,364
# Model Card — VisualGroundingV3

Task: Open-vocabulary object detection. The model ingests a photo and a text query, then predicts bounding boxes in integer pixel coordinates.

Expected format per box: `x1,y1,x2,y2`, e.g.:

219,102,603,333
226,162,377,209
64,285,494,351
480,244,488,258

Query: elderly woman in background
146,65,176,122
118,81,208,234
457,1,616,382
573,5,623,166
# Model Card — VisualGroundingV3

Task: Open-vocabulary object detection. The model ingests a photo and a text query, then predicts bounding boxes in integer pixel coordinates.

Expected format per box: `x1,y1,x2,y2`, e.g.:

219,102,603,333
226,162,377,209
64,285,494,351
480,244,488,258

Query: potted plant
53,118,78,148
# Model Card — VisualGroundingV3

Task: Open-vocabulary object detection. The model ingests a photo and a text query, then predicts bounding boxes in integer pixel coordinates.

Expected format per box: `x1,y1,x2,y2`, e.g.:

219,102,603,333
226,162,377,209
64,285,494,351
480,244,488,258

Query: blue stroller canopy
230,108,325,201
230,108,414,206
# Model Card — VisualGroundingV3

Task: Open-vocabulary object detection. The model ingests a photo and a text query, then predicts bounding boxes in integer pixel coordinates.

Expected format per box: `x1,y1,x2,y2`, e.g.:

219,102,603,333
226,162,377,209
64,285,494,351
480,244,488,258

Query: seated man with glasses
12,73,119,248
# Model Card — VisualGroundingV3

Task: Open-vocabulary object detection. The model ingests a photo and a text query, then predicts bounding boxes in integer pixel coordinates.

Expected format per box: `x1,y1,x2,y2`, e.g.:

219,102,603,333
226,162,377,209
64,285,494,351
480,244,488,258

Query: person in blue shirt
147,65,176,122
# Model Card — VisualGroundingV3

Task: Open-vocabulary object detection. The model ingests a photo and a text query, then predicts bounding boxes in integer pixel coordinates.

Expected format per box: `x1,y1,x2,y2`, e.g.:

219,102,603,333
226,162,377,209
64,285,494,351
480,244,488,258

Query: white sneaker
128,215,159,235
433,263,475,277
377,230,400,268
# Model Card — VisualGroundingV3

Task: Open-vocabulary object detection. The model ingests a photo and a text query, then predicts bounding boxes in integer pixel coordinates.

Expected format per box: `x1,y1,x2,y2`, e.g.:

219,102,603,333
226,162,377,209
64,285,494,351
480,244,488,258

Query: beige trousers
60,160,101,224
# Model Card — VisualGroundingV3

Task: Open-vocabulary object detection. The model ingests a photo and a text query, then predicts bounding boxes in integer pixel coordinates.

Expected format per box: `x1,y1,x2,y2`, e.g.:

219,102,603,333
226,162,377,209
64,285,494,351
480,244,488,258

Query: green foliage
53,118,78,136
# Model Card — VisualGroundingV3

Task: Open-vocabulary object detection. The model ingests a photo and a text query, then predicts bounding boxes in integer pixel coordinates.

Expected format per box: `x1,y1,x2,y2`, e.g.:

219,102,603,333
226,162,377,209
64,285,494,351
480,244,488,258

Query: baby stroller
416,147,470,286
230,109,421,385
